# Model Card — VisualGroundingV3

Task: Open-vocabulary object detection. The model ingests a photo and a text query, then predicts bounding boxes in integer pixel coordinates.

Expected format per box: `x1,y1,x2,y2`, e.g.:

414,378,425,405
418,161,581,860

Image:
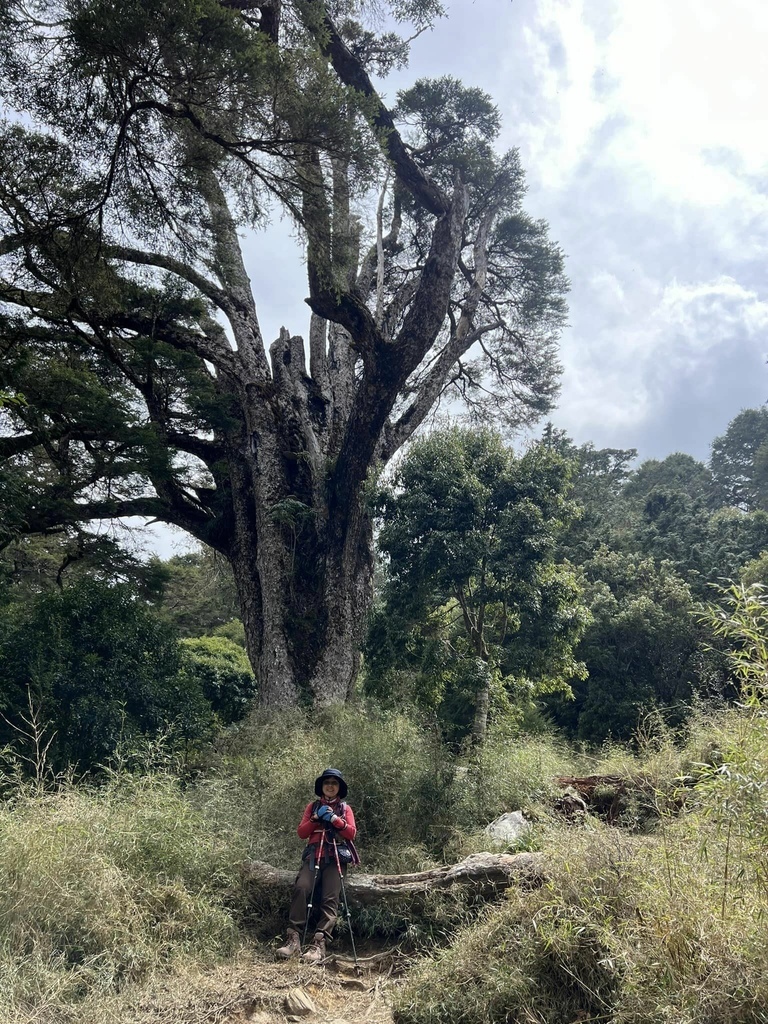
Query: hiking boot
276,928,301,959
300,931,326,964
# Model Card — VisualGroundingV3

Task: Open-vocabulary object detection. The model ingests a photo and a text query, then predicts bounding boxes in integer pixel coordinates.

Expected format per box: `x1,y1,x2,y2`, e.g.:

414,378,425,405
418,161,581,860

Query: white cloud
588,270,627,313
608,0,768,171
501,0,768,209
476,0,768,455
515,0,607,189
554,273,768,445
661,277,768,344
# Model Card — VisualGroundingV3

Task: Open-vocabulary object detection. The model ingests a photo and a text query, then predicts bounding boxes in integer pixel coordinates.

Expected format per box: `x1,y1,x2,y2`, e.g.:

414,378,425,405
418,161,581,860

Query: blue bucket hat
314,767,348,799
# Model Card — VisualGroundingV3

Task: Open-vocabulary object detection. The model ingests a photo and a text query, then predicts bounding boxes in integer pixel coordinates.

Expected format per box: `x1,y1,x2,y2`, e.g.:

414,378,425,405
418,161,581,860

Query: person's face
322,778,340,800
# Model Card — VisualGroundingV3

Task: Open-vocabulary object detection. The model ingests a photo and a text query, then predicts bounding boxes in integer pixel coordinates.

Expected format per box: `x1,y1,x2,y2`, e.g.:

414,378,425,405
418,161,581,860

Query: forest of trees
3,403,768,768
0,0,766,769
0,0,565,709
368,407,768,745
0,0,572,753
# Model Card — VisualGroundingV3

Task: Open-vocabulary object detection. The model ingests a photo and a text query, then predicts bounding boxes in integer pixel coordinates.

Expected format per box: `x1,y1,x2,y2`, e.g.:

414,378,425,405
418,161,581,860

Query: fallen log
241,851,545,910
555,774,631,797
554,773,656,822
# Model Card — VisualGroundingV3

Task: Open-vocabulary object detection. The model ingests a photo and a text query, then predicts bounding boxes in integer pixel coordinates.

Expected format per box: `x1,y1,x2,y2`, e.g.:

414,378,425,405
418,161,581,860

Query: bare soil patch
115,945,403,1024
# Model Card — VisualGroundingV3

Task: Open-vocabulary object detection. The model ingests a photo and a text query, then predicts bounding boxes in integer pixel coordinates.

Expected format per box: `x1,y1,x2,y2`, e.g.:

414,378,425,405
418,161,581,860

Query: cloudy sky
247,0,768,464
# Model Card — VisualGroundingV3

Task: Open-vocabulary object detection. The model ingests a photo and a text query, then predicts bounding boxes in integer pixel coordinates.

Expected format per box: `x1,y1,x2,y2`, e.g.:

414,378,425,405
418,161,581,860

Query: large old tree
0,0,567,706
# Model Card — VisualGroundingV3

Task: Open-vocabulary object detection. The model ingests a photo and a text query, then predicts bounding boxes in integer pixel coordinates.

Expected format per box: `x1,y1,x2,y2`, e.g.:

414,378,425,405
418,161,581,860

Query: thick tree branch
380,276,419,343
6,494,202,538
0,280,70,316
0,232,28,257
0,429,72,460
391,179,469,365
382,215,495,456
106,312,238,375
104,244,231,313
199,170,271,381
381,323,502,458
241,852,545,909
357,186,403,298
296,1,449,217
329,185,469,537
164,431,227,466
299,146,380,360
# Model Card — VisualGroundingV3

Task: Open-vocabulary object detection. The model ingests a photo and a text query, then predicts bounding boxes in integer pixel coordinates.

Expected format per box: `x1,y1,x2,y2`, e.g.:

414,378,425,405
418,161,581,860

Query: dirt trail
119,946,403,1024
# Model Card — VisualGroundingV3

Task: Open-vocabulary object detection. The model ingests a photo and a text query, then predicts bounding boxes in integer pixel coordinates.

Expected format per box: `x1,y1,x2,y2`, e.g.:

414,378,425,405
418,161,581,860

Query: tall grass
206,706,586,870
0,705,586,1021
0,770,247,1022
395,811,768,1024
209,707,459,870
4,692,762,1023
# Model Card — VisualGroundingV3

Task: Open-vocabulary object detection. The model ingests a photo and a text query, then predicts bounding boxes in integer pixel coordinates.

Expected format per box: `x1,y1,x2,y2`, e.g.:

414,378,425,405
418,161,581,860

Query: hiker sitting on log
276,767,360,963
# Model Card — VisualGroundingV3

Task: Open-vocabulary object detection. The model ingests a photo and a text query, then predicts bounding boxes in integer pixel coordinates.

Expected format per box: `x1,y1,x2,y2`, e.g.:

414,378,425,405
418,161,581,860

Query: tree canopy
0,0,567,706
368,428,588,744
710,408,768,511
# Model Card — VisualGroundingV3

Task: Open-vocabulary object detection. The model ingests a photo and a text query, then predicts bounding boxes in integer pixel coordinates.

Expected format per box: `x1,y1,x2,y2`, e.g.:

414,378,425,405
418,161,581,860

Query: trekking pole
302,831,325,951
332,838,359,972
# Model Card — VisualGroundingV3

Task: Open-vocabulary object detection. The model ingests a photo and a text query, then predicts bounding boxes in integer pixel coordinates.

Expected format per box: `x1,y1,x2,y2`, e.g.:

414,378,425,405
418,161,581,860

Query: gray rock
284,987,316,1016
484,810,532,846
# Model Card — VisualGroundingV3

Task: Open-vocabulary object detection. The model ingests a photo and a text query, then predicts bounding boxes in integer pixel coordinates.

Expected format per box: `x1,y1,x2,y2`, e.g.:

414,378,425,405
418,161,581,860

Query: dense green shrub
547,549,716,744
0,581,256,773
0,580,199,770
179,635,256,724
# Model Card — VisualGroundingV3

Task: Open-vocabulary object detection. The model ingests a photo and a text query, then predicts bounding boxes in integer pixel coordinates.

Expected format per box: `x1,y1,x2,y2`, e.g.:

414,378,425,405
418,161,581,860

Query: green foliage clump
152,549,241,638
710,406,768,511
548,548,716,744
0,579,190,770
369,427,589,745
0,578,252,774
179,635,256,725
0,532,169,603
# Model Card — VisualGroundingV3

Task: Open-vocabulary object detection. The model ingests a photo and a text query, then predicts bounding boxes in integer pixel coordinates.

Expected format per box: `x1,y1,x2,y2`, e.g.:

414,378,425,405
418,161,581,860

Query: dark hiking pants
288,860,345,938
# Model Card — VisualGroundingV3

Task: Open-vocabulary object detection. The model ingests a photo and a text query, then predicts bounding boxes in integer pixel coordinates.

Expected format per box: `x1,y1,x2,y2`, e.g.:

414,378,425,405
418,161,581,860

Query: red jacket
297,798,357,849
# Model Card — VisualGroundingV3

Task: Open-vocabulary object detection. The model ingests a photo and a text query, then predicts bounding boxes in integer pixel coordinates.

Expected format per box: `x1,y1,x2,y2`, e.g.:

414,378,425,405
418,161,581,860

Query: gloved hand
316,804,335,823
